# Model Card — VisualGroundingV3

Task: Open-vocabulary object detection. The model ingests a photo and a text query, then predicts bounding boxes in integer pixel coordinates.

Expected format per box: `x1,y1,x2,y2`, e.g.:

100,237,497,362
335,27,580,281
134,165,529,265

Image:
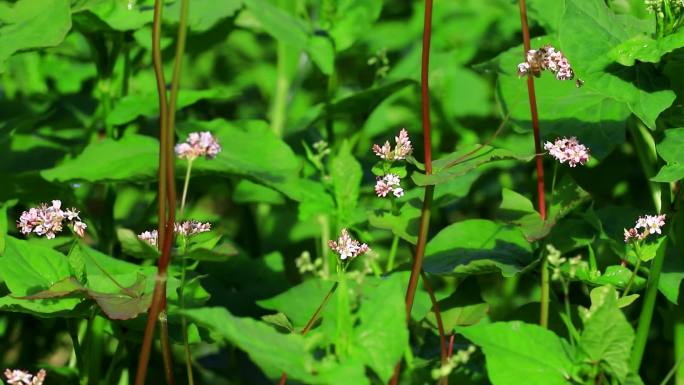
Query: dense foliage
2,0,684,384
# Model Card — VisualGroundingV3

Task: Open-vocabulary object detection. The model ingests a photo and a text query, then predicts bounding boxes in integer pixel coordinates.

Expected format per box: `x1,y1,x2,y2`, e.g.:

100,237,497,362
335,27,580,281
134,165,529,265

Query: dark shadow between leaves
423,239,534,277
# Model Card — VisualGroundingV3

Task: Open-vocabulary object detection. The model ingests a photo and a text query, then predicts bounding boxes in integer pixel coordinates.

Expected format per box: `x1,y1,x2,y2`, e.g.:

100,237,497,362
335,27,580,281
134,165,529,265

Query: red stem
447,333,455,358
390,1,435,383
518,0,546,220
422,271,448,385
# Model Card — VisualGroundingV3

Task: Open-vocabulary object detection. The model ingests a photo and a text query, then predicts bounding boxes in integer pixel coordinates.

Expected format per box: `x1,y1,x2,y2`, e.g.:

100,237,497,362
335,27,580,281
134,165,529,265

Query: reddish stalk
390,1,436,383
278,282,339,385
518,0,549,328
447,333,455,358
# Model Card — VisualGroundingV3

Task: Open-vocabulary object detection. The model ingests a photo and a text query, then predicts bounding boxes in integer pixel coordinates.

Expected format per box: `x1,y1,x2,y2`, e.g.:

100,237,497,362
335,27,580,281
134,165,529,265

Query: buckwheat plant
175,131,222,213
4,368,46,385
137,220,212,247
622,214,667,297
371,129,412,199
544,137,590,168
646,0,684,36
17,200,87,239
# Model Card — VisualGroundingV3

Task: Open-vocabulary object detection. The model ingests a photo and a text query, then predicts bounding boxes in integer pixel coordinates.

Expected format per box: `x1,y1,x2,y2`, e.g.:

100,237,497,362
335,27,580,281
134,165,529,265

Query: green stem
630,236,668,372
550,162,558,204
540,253,550,328
385,234,399,272
319,215,331,278
67,319,84,374
335,264,352,357
674,305,684,385
158,310,174,385
622,249,642,299
561,280,574,346
630,120,661,211
180,159,194,215
179,240,195,385
103,340,125,385
86,316,105,385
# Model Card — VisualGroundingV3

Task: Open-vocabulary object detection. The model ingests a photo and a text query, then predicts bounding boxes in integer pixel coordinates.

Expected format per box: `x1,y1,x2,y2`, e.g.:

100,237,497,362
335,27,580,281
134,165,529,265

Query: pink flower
372,128,413,161
17,200,86,239
517,45,575,82
544,136,589,167
328,229,370,260
175,131,222,160
624,214,666,243
4,369,46,385
138,220,212,247
374,174,404,198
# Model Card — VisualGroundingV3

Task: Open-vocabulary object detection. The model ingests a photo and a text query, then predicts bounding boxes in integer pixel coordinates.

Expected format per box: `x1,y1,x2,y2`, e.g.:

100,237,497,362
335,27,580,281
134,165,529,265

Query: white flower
374,178,393,197
544,136,589,167
372,128,413,161
174,220,211,237
4,369,45,385
374,174,405,198
625,214,666,243
328,229,370,260
517,45,575,82
17,200,86,239
138,230,159,247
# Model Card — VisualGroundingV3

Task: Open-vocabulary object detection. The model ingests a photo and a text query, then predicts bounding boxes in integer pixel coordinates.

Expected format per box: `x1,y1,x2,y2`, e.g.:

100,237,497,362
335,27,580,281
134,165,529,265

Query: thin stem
550,162,558,205
67,319,83,374
385,234,399,272
278,281,339,385
421,272,448,385
390,1,435,383
179,241,195,385
443,113,510,170
621,255,642,298
518,0,546,220
180,159,194,215
447,333,455,359
561,280,575,347
660,354,684,385
159,311,174,385
540,253,550,328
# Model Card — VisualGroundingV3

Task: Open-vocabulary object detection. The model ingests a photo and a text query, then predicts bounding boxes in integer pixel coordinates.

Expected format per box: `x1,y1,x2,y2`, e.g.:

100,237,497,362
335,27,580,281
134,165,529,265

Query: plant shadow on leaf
424,240,534,277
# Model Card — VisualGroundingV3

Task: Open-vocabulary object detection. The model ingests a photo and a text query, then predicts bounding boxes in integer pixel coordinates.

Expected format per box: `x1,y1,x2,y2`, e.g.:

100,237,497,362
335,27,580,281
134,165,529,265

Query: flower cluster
4,369,46,385
543,136,590,167
17,200,87,239
175,131,222,161
517,45,575,82
374,173,404,198
137,220,212,247
624,214,666,243
328,228,370,260
547,244,585,281
372,128,413,161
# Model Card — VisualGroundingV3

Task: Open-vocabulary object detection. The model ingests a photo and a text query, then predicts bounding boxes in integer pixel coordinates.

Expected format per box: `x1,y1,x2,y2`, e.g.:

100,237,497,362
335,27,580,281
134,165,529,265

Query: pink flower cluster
624,214,667,243
328,228,370,260
17,200,87,239
374,174,404,198
175,131,222,160
517,45,575,81
137,220,212,247
4,369,46,385
372,128,413,161
543,137,590,167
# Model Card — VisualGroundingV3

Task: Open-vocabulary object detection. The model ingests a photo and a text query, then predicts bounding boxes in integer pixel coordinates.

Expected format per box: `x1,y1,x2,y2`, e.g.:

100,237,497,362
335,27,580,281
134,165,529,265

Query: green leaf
0,0,72,73
181,307,315,381
73,0,152,31
41,133,158,183
117,228,160,260
257,278,336,328
107,88,238,126
328,0,383,51
412,145,534,186
167,0,242,32
559,0,675,128
0,199,18,254
352,275,408,382
423,219,534,277
610,29,684,66
242,0,309,50
575,265,646,290
368,204,420,244
233,179,286,205
307,35,335,76
261,312,294,333
458,321,573,385
497,188,545,240
0,236,82,315
579,286,634,382
426,303,490,332
331,142,362,226
653,128,684,182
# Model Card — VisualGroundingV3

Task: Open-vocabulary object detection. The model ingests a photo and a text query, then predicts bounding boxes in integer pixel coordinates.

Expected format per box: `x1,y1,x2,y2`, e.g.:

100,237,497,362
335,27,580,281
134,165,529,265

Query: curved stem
385,234,399,272
622,256,642,299
421,272,448,385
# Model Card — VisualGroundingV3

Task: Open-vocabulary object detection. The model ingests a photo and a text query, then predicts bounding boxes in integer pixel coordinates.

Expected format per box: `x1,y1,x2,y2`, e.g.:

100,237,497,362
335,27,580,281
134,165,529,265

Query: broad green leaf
242,0,309,50
327,79,416,120
307,35,335,75
610,29,684,66
73,0,152,31
368,204,420,244
628,236,667,262
181,307,315,381
328,0,383,51
261,312,294,333
579,286,634,381
426,303,490,332
0,199,18,254
547,175,591,225
653,128,684,182
559,0,675,128
352,275,408,382
117,228,160,260
233,179,286,205
423,219,534,277
0,0,72,72
41,134,158,183
497,188,544,240
331,142,362,226
167,0,242,32
0,236,82,314
257,278,336,328
107,88,238,126
412,145,534,186
458,321,573,385
575,265,646,290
